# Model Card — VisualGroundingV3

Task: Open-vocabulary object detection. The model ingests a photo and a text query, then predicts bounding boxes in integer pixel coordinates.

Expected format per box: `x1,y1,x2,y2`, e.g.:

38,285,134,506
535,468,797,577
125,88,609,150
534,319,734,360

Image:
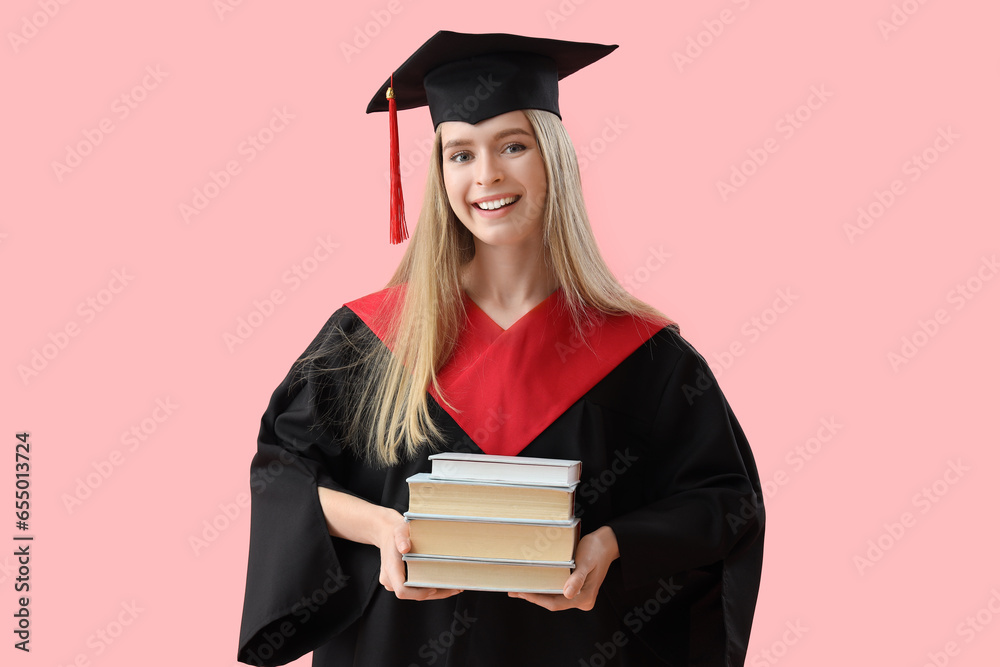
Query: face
440,110,548,251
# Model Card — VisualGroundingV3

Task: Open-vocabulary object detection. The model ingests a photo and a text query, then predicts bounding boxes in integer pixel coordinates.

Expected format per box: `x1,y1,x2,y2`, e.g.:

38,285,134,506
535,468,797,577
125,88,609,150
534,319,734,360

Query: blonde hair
302,109,673,467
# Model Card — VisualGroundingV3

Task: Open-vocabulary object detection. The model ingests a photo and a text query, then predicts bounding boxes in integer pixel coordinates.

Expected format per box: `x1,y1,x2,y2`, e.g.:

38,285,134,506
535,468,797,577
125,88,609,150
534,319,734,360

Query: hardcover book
427,452,582,486
406,473,577,521
403,554,574,594
404,513,580,561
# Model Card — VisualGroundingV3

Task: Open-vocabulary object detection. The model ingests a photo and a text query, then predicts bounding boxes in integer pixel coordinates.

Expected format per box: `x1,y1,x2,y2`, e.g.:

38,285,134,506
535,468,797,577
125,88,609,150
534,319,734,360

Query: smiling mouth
474,195,521,211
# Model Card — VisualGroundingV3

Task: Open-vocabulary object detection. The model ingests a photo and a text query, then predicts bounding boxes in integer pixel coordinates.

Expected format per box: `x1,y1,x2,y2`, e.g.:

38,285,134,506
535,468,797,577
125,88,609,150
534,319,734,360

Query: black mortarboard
365,30,618,244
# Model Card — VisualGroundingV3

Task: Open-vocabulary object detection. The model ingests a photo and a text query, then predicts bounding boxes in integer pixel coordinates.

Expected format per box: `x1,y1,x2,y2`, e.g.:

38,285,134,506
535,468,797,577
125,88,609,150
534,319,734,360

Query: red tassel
387,74,408,244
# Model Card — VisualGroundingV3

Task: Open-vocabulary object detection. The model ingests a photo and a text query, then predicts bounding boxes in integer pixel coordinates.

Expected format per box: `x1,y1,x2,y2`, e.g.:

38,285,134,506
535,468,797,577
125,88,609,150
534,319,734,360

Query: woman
238,31,764,666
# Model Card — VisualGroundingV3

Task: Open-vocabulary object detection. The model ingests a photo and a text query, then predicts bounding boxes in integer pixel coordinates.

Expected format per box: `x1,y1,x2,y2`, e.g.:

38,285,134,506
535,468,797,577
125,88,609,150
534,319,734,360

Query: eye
503,143,526,155
447,151,472,164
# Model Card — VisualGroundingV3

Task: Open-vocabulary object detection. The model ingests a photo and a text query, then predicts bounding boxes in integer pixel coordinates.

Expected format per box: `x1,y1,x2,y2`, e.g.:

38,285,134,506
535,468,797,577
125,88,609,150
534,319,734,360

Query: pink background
3,1,998,665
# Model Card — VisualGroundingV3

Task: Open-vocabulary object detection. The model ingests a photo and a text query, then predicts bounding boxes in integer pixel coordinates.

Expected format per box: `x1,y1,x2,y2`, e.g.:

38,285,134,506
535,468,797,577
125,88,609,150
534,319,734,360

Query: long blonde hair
302,108,672,467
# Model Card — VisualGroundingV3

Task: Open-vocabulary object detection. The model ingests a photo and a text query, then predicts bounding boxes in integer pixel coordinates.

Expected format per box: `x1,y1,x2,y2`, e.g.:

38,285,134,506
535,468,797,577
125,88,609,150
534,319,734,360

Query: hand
508,526,620,611
376,508,462,601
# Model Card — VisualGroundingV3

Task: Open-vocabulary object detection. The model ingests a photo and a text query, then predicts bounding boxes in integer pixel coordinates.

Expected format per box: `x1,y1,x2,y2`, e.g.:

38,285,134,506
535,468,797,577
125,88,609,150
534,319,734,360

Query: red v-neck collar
345,285,664,456
461,288,560,344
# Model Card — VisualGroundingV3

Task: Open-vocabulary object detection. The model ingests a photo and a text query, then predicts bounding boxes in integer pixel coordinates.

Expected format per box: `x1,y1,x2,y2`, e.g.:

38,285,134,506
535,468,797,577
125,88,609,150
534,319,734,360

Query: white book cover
427,452,582,486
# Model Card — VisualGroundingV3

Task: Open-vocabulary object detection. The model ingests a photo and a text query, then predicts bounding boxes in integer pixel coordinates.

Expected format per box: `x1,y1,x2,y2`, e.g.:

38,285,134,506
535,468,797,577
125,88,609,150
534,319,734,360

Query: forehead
439,110,533,143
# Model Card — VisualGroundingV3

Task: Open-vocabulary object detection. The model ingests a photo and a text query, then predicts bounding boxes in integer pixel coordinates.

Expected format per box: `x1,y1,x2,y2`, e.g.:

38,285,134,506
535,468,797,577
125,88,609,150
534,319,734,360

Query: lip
471,193,521,205
471,194,521,219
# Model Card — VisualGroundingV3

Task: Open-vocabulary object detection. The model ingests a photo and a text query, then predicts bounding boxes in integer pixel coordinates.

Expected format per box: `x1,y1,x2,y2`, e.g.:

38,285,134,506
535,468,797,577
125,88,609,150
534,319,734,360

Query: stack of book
402,452,582,594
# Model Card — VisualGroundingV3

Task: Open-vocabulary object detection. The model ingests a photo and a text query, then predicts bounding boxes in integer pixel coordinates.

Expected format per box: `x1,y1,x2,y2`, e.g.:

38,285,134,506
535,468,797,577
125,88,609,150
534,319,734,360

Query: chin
474,231,539,250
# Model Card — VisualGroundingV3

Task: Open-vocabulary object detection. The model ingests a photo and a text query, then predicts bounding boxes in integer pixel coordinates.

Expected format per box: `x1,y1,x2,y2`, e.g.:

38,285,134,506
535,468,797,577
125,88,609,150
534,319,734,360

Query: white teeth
475,195,518,210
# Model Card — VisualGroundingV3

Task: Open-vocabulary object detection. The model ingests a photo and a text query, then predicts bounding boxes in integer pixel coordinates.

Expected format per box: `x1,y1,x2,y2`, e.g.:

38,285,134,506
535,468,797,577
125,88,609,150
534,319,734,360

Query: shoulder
643,324,718,378
294,293,388,371
614,320,719,396
344,284,406,319
305,304,365,353
342,284,407,342
645,322,698,360
304,284,407,344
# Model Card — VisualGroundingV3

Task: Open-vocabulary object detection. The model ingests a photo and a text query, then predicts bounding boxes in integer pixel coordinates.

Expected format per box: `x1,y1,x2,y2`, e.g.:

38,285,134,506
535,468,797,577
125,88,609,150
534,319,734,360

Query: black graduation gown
237,287,765,667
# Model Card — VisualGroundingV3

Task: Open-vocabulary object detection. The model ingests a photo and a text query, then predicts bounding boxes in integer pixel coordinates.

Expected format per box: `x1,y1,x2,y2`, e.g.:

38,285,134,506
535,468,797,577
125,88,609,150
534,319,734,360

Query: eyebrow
442,127,533,150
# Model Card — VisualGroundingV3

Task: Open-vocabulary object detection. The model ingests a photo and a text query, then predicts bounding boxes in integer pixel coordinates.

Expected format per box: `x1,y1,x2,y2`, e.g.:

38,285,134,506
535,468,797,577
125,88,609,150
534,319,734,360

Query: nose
474,152,503,186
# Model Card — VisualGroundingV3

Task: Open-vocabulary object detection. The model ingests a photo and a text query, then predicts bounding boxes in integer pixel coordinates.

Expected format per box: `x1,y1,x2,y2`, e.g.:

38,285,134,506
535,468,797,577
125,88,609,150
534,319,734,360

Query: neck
462,239,558,309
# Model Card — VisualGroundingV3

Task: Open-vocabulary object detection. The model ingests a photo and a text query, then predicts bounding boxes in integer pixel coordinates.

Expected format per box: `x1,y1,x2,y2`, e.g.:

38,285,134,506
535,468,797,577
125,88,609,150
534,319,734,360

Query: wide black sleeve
603,330,765,663
606,330,764,585
237,309,381,666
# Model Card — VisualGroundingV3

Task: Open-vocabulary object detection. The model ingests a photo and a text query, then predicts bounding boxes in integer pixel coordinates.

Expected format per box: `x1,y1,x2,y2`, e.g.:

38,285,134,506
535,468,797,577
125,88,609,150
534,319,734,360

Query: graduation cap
365,30,618,244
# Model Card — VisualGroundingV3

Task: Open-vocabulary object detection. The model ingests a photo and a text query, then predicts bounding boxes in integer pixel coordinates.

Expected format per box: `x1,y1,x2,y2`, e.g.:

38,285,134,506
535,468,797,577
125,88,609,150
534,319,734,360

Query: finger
510,592,567,611
394,522,411,554
417,588,463,600
384,557,408,592
400,587,436,599
394,586,462,601
389,567,408,593
563,570,588,599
